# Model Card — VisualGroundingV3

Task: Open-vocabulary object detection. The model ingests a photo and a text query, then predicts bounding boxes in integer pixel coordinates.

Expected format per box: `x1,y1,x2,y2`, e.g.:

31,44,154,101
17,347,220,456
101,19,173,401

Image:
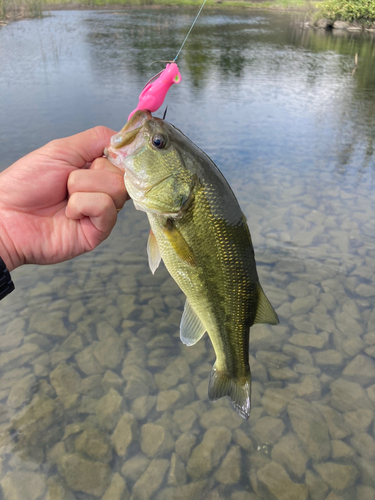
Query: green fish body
105,110,278,419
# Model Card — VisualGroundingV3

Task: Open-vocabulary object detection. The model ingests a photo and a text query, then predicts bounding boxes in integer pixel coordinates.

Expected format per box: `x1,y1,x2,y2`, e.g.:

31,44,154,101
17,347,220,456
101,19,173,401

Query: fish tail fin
208,364,251,420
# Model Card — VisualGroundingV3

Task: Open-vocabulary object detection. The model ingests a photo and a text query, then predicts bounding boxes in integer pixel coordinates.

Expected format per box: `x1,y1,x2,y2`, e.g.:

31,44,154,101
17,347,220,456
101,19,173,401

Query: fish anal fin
147,229,161,274
163,219,196,267
208,364,251,420
180,299,206,346
254,283,279,325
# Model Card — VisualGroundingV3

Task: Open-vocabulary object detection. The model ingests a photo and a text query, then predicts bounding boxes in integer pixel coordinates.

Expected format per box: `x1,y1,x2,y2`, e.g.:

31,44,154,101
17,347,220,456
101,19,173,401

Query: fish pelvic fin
208,364,251,420
180,299,206,346
254,283,279,325
147,229,162,274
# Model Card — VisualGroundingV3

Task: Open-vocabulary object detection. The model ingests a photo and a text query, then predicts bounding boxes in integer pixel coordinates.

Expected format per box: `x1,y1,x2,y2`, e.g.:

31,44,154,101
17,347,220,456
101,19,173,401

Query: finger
46,126,117,168
68,169,128,209
66,192,117,236
90,157,124,175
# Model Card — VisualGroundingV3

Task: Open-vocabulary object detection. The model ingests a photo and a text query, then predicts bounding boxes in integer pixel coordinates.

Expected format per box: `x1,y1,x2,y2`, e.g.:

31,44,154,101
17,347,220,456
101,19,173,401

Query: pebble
351,433,375,461
75,428,112,462
140,423,174,458
314,349,344,366
1,470,46,500
132,459,169,500
45,475,75,500
131,395,157,420
313,462,358,491
344,409,373,434
186,426,231,480
305,470,329,500
271,432,308,478
7,374,36,409
95,388,123,431
57,453,111,497
257,462,308,500
331,439,356,459
343,355,375,386
121,453,150,482
314,403,351,439
290,295,317,315
289,333,326,349
287,400,330,461
330,378,373,412
102,472,130,500
168,452,187,486
93,336,125,369
214,445,241,485
200,406,243,430
175,433,196,462
252,416,285,445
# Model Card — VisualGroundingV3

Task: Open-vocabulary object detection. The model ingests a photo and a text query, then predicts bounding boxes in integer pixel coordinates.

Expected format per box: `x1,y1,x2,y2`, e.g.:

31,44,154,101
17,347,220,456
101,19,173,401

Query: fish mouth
104,110,152,170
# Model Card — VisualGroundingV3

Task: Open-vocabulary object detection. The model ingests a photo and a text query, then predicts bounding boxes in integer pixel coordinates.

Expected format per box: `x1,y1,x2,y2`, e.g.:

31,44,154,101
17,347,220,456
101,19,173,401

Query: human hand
0,126,128,272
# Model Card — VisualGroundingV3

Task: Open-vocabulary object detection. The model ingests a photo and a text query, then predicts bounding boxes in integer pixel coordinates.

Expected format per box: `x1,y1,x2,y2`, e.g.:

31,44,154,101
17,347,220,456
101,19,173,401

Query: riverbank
0,0,314,24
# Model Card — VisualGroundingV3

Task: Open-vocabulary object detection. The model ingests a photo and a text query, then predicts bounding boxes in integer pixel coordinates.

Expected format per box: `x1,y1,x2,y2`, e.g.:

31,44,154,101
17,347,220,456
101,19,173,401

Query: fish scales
105,110,278,418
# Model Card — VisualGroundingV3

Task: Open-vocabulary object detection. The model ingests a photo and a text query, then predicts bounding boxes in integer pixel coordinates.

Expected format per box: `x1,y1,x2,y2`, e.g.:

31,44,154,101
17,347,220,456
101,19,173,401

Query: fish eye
152,134,167,149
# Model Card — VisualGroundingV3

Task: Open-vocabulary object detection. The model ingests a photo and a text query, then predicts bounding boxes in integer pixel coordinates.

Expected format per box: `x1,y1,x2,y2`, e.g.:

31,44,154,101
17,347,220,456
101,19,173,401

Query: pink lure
128,62,181,120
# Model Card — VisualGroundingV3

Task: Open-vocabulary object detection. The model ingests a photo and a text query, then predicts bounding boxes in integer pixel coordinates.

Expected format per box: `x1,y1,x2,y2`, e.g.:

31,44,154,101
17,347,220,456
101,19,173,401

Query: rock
157,390,181,412
215,445,241,484
289,333,326,349
0,318,24,351
45,475,75,500
335,311,363,337
154,357,190,390
186,426,231,480
7,374,36,409
256,351,291,369
314,403,351,439
94,336,125,369
58,453,111,497
75,344,104,375
333,20,350,29
140,423,174,458
271,432,308,478
314,350,343,367
29,312,69,337
132,459,169,500
305,470,329,500
287,400,330,460
232,493,262,500
342,337,365,357
1,470,46,500
282,344,313,366
0,343,41,370
111,412,137,457
331,439,355,459
252,416,285,445
168,452,187,486
95,388,123,431
291,375,321,400
257,462,308,500
367,385,375,404
250,325,286,351
330,378,373,412
173,408,197,433
343,355,375,386
313,462,357,491
79,374,104,399
122,364,155,400
287,281,309,298
357,486,375,500
261,387,295,417
50,363,81,399
351,432,375,460
344,409,373,434
175,433,196,462
356,284,375,297
102,472,130,500
268,367,299,381
233,429,255,452
315,18,332,29
75,428,112,462
102,370,123,392
131,395,157,420
121,453,149,482
200,406,243,430
290,295,317,315
156,480,208,500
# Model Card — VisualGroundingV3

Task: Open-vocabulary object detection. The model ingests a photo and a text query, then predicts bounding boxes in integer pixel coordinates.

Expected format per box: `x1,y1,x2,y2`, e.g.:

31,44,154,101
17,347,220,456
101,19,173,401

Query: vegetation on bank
1,0,311,22
317,0,375,24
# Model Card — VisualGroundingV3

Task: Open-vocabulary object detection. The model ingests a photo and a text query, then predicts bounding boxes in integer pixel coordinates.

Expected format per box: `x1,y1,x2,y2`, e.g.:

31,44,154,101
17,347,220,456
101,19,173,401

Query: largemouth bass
105,110,278,419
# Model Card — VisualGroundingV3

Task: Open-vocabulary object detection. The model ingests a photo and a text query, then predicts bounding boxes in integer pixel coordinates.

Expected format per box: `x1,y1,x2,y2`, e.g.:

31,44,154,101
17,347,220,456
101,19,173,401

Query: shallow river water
1,8,375,500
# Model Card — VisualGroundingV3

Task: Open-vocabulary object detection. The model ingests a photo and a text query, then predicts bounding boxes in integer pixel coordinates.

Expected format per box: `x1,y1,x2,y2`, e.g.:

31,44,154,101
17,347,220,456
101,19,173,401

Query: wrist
0,223,19,273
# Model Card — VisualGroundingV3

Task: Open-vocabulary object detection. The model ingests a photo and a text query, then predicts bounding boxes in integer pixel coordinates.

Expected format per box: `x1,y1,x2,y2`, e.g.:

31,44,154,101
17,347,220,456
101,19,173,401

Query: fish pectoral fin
180,299,206,346
147,229,162,274
208,364,251,420
254,283,279,325
163,219,196,267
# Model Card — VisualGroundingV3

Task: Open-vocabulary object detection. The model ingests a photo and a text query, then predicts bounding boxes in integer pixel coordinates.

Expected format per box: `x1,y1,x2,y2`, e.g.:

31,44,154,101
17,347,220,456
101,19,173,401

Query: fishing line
173,0,207,62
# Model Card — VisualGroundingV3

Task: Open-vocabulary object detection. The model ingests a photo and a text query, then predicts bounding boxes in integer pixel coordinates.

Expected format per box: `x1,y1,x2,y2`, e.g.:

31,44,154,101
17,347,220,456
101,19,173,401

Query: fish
105,110,279,419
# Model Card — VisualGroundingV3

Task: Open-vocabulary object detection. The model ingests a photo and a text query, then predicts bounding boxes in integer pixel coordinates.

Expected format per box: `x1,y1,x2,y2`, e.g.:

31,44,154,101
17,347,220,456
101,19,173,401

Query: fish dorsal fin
180,299,206,346
147,230,161,275
254,283,279,325
163,219,196,267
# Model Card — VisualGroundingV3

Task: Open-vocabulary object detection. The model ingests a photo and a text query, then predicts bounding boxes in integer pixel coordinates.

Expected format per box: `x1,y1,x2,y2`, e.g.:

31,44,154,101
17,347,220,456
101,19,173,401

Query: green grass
316,0,375,23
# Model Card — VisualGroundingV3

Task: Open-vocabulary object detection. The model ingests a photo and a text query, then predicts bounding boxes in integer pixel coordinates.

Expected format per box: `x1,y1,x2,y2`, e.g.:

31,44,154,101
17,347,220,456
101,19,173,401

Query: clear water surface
0,8,375,500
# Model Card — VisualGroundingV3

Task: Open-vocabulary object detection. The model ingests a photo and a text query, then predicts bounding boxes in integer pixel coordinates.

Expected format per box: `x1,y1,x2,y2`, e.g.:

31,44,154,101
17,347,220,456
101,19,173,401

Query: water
0,8,375,500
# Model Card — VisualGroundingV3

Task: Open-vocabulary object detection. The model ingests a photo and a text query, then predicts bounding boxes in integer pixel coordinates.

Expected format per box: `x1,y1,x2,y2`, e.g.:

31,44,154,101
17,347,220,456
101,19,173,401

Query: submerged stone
102,473,130,500
214,445,241,485
257,462,308,500
271,432,308,478
343,355,375,386
1,470,46,500
111,412,137,457
132,459,169,500
140,423,174,458
313,462,357,491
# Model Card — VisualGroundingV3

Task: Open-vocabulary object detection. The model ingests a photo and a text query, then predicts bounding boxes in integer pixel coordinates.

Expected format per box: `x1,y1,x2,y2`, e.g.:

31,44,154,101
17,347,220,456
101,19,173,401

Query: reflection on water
0,8,375,500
